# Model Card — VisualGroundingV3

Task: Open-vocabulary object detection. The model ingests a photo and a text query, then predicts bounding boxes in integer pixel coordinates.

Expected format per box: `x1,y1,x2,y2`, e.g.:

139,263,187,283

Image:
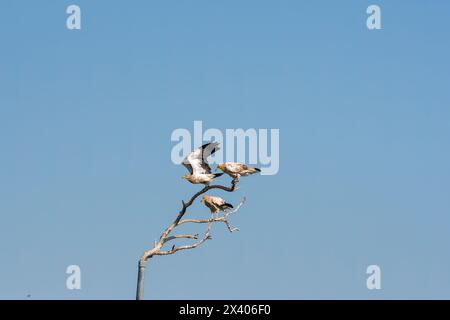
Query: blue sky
1,1,450,299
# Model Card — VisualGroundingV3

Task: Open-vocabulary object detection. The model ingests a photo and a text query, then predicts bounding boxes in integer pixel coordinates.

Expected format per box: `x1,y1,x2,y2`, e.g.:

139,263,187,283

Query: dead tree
136,177,245,300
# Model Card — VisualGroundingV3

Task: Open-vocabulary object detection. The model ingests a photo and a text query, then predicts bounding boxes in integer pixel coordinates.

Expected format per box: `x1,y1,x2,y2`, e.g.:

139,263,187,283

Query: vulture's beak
181,175,186,179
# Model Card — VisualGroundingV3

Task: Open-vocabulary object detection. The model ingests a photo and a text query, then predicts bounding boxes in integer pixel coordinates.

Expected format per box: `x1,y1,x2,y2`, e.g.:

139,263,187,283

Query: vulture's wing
228,162,247,173
182,161,193,174
199,142,220,174
183,142,220,175
211,196,225,206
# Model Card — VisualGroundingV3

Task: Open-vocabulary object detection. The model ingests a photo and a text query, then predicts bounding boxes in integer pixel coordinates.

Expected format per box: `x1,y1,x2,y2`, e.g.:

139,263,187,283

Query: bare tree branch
178,217,222,224
163,234,199,243
139,177,239,263
156,214,214,255
136,177,245,300
178,197,246,233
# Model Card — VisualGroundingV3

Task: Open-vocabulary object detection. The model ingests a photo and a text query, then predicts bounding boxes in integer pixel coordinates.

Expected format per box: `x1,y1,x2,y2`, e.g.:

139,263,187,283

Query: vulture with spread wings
182,142,223,185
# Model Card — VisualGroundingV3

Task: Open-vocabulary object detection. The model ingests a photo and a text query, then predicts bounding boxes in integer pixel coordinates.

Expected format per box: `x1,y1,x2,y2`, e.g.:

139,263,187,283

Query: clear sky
1,1,450,299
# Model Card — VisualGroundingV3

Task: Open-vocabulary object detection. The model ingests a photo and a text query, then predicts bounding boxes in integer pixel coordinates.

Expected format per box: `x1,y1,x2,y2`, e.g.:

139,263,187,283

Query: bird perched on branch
182,142,223,185
201,195,233,217
216,162,261,180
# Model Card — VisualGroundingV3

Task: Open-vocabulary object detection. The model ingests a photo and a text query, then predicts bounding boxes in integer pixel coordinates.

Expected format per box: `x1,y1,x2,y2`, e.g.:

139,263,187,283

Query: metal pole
136,259,147,300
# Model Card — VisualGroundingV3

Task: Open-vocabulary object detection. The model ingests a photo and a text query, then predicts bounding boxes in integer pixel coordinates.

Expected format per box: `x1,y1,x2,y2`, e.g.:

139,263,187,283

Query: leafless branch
163,234,199,243
178,197,246,232
139,177,240,263
156,214,214,255
136,176,248,300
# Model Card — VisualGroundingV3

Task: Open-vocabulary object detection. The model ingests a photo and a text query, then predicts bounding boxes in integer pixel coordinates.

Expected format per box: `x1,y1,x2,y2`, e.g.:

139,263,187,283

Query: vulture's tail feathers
220,203,234,210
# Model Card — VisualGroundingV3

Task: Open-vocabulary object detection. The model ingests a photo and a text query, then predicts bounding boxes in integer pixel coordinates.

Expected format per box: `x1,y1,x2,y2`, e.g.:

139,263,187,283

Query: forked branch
136,177,245,300
139,177,239,263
